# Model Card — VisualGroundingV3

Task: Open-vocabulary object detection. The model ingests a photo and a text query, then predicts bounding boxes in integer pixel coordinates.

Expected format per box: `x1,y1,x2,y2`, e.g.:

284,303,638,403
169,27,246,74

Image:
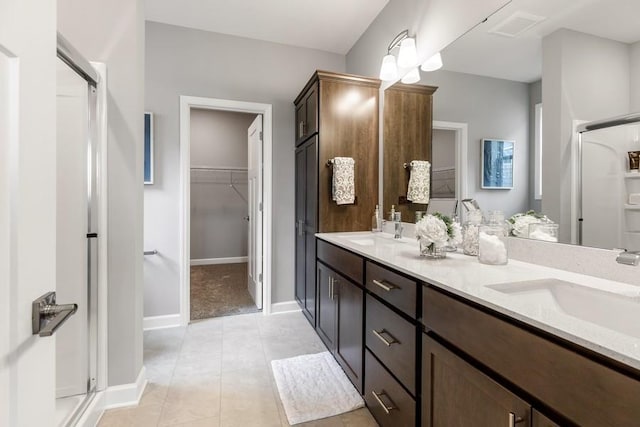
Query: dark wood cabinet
383,83,437,221
295,82,317,144
316,260,364,393
422,334,530,427
294,71,380,326
532,410,560,427
294,137,317,325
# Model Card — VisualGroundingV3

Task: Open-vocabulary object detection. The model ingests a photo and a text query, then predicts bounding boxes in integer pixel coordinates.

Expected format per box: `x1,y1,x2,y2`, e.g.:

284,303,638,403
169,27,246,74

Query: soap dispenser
389,205,396,221
372,205,382,232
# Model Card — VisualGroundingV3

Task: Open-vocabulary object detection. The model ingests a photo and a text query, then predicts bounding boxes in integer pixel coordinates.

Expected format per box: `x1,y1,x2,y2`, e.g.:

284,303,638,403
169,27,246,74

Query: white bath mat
271,351,364,425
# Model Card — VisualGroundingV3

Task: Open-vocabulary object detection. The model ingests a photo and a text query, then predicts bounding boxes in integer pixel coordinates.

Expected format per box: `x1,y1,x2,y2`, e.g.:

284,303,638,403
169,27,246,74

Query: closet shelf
624,172,640,179
624,204,640,210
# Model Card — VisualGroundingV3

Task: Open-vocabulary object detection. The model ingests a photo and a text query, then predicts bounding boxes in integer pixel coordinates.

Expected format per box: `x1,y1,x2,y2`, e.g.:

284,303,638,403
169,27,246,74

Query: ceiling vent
488,11,546,38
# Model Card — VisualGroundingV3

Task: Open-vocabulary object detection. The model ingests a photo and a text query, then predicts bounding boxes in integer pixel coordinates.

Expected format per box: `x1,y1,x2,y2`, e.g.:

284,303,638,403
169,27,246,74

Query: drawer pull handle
508,413,524,426
371,390,396,414
372,329,399,346
372,279,398,292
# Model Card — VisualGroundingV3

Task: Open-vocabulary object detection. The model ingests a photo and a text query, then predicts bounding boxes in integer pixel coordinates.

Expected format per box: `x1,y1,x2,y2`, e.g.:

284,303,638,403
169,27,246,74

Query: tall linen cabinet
294,71,381,326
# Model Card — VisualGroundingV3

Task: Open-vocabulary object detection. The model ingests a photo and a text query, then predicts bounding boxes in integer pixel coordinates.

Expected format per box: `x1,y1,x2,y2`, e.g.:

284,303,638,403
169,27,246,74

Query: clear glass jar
462,210,483,256
478,224,508,265
419,239,447,259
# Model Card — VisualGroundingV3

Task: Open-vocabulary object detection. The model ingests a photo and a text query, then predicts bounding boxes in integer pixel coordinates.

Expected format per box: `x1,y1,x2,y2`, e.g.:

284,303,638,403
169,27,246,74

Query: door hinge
259,131,263,141
259,202,263,211
258,273,263,283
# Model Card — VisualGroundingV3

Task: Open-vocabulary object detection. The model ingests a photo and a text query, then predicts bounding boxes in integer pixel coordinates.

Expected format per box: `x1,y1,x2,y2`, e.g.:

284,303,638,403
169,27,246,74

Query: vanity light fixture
421,52,443,72
379,29,419,82
401,67,421,84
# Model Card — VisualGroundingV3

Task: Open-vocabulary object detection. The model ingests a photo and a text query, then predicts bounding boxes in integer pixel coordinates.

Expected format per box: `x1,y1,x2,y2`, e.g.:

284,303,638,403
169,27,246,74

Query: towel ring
327,159,334,167
403,162,412,170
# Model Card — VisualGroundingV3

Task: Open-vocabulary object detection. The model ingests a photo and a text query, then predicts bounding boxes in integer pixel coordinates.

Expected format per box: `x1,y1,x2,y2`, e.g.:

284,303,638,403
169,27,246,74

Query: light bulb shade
401,67,420,84
379,54,398,81
397,38,418,68
421,52,443,72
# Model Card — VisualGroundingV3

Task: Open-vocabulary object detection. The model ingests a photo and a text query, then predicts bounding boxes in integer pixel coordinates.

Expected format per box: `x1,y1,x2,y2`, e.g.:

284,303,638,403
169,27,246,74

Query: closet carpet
190,263,259,320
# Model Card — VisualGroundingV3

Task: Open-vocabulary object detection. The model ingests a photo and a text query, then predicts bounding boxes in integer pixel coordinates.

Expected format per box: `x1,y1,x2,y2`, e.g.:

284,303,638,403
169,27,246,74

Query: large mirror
383,0,640,251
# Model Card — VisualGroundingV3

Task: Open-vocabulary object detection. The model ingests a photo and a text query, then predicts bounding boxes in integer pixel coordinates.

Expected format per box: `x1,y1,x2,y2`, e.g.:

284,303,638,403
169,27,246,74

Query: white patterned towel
332,157,355,205
407,160,431,204
271,352,364,425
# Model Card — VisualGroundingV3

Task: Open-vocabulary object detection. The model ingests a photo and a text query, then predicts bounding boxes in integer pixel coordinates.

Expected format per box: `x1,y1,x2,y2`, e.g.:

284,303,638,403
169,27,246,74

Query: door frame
179,96,273,324
432,120,469,210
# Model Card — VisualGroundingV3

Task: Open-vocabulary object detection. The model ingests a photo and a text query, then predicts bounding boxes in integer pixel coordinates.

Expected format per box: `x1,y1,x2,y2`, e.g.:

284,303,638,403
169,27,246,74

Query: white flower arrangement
508,210,551,237
416,213,461,248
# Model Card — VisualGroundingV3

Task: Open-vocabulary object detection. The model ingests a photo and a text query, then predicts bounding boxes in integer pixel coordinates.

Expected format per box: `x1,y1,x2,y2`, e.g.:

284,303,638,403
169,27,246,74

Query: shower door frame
575,112,640,246
56,34,109,425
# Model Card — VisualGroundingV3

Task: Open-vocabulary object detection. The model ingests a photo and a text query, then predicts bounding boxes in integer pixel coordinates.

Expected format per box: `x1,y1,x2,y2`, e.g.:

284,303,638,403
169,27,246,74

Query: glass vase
419,239,447,259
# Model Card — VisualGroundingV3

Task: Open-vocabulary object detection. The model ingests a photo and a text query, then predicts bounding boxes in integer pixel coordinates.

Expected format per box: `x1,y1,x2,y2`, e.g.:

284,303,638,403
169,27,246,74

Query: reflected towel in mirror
407,160,431,204
332,157,355,205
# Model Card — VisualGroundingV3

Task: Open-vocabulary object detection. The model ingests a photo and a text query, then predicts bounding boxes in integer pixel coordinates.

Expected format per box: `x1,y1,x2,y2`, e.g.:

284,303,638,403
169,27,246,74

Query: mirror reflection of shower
577,114,640,251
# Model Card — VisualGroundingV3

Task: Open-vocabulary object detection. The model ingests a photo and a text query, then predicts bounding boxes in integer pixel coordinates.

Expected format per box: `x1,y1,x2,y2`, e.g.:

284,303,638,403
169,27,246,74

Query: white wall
190,109,255,260
528,80,542,213
423,70,531,216
144,22,345,317
432,128,456,170
542,29,631,242
58,0,145,387
631,41,640,112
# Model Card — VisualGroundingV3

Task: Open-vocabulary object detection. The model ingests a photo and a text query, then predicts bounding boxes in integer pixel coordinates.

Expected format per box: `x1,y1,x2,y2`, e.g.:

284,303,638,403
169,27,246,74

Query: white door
247,115,263,309
0,1,58,426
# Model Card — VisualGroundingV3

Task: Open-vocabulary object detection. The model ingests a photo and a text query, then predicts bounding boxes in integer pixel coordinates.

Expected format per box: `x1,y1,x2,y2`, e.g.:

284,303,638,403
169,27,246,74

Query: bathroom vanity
314,232,640,427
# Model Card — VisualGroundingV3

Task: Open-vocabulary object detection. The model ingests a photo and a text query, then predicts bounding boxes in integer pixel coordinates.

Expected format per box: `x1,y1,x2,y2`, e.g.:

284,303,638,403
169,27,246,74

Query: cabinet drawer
365,350,415,427
366,261,417,318
317,239,363,284
423,286,640,427
366,294,416,394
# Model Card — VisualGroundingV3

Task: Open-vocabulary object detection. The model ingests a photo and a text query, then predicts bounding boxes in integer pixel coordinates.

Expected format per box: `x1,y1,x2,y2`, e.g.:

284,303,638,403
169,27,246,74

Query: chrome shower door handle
32,291,78,337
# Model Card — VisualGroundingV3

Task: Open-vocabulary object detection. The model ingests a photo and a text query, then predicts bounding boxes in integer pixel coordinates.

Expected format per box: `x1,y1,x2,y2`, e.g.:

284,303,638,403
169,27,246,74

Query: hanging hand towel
407,160,431,204
332,157,355,205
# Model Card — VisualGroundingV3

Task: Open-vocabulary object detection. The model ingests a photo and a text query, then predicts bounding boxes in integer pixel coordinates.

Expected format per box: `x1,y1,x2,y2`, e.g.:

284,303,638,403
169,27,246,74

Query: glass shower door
55,55,99,426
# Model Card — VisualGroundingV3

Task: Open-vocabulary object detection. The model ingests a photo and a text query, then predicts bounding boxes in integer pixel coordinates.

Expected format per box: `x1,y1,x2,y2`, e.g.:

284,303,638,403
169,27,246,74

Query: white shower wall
190,109,257,261
581,124,640,251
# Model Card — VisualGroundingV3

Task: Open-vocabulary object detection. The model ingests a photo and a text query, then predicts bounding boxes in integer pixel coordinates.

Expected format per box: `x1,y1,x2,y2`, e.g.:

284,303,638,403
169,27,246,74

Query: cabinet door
316,262,337,350
305,83,318,137
335,277,363,393
294,146,306,312
295,100,306,143
422,334,531,427
532,410,560,427
304,138,318,321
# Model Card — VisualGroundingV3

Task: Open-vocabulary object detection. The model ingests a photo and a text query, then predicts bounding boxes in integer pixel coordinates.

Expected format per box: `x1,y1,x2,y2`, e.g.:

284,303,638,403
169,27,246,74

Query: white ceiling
145,0,389,54
441,0,640,83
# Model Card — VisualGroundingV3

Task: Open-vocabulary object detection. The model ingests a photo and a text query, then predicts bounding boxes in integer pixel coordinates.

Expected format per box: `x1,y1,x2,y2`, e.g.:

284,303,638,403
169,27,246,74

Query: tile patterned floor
98,311,378,427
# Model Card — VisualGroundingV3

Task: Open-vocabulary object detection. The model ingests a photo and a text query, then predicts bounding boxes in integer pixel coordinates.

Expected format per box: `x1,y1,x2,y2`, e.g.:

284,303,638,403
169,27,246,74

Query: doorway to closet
189,108,259,320
179,97,273,324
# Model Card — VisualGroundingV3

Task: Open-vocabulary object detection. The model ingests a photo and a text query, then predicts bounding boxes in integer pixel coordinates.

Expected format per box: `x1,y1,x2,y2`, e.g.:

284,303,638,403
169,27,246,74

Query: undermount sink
487,279,640,339
344,233,414,246
348,238,376,246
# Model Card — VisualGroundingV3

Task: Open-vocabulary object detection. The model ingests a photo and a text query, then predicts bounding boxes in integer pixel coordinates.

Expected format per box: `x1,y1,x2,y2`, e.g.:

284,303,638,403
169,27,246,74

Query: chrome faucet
393,212,403,239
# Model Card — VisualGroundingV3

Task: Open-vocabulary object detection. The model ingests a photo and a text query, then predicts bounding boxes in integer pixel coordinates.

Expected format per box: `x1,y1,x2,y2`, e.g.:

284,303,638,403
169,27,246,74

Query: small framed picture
144,112,154,185
481,138,514,189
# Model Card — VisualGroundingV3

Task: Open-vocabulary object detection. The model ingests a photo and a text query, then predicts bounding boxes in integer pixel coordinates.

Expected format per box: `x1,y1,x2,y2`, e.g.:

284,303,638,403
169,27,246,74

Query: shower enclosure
577,113,640,251
55,34,101,426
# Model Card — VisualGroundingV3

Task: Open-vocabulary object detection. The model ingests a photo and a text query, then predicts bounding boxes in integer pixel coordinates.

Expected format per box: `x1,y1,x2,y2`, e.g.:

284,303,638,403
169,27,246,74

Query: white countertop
316,231,640,372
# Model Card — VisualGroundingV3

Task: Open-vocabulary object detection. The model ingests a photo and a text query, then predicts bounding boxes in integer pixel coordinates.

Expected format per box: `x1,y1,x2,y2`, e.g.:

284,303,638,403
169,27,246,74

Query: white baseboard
270,300,301,314
76,391,105,427
190,256,247,266
143,314,181,331
103,366,147,410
